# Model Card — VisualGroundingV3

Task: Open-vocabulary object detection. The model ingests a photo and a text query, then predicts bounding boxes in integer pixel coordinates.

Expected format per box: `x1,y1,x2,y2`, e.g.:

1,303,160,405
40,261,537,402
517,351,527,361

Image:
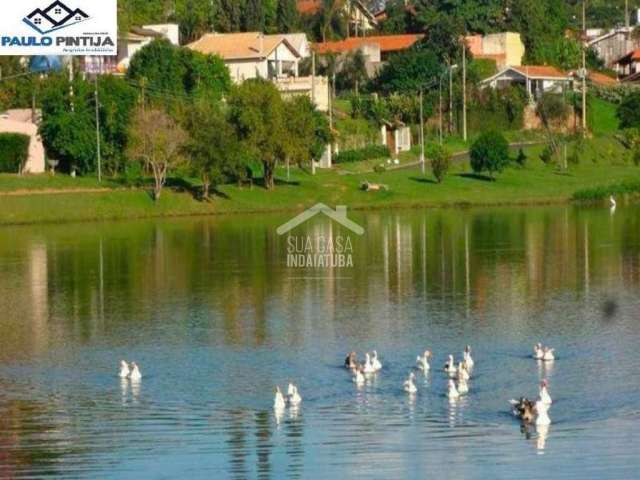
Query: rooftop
313,34,424,55
187,32,299,60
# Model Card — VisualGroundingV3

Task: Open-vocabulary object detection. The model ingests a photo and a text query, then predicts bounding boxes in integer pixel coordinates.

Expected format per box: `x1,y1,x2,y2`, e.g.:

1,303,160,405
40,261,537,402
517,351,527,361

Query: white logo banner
0,0,117,56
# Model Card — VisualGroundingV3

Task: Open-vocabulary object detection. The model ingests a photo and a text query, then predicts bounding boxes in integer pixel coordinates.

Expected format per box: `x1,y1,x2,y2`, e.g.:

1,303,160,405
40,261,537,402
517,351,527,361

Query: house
466,32,525,68
314,34,424,75
588,28,640,68
82,24,180,74
188,32,302,82
0,109,45,174
614,48,640,81
381,120,411,156
297,0,377,36
187,32,329,111
480,66,573,100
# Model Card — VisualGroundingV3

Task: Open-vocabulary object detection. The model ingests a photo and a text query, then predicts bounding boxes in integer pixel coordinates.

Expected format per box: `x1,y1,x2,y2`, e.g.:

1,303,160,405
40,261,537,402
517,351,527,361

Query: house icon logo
277,204,365,236
23,0,89,35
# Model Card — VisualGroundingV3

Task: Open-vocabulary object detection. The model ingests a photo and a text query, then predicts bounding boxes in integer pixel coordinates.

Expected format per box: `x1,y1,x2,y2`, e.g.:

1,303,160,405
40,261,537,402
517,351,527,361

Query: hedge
0,133,30,173
334,145,391,164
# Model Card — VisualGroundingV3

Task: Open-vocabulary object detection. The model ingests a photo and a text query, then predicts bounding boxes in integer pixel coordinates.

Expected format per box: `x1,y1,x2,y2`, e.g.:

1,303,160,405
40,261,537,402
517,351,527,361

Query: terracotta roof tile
187,32,298,60
313,34,424,55
512,65,569,79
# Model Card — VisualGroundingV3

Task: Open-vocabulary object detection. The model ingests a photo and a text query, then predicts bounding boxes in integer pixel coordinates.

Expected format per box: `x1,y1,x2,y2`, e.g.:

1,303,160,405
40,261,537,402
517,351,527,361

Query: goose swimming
457,377,469,395
457,362,470,382
288,385,302,406
463,345,474,370
447,379,460,400
129,362,142,381
534,399,551,426
542,347,555,362
119,360,130,379
403,372,417,394
509,397,535,423
274,386,286,410
371,351,383,372
416,350,432,371
533,343,544,360
539,380,552,405
345,352,358,370
363,353,376,374
444,355,457,376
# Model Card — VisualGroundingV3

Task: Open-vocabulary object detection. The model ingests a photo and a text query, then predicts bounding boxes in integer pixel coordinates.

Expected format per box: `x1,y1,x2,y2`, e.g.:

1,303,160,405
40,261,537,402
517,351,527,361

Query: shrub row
0,133,30,173
334,145,391,164
572,180,640,202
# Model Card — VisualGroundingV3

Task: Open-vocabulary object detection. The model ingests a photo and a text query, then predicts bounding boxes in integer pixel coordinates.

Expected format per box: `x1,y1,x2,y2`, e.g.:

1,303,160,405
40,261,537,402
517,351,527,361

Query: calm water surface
0,205,639,479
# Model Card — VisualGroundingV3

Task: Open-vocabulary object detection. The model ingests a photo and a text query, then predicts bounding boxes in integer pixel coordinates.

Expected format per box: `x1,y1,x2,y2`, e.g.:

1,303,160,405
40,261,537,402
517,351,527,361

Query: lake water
0,205,639,479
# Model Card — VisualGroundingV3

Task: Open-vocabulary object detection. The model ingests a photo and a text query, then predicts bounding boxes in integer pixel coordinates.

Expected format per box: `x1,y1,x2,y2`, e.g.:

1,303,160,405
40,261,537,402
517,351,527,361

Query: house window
34,18,42,24
75,15,82,20
55,8,61,14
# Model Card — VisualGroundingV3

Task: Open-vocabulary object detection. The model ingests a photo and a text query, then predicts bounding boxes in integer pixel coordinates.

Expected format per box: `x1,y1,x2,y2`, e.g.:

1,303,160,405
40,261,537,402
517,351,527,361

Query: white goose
363,353,376,374
610,195,617,210
371,351,383,372
457,362,470,382
416,350,432,371
288,385,302,406
403,372,417,394
129,362,142,381
444,355,457,376
533,343,544,360
447,379,460,400
542,347,555,362
457,377,469,395
274,386,286,410
535,399,551,426
463,345,474,370
119,360,130,379
539,380,552,405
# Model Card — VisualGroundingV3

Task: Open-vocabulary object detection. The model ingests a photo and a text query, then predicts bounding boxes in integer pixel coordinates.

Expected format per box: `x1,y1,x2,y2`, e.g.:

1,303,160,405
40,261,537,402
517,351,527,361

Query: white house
480,65,573,100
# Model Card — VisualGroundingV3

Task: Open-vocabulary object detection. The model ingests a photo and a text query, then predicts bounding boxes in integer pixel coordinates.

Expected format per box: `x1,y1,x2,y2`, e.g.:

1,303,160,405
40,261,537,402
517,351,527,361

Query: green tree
228,80,287,190
244,0,265,31
216,0,244,32
339,50,368,95
127,39,231,106
175,0,214,43
127,106,188,201
372,48,443,95
618,93,640,129
470,130,509,180
183,102,243,199
276,0,300,32
307,0,348,42
283,96,331,170
427,143,451,183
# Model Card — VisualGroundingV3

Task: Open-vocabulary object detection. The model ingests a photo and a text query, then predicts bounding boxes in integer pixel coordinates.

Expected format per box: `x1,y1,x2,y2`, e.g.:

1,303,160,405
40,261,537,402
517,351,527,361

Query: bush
334,145,391,164
469,85,527,132
515,148,527,167
0,133,30,173
373,164,387,173
572,179,640,201
540,146,554,164
536,93,569,126
617,92,640,129
469,131,509,179
427,143,451,183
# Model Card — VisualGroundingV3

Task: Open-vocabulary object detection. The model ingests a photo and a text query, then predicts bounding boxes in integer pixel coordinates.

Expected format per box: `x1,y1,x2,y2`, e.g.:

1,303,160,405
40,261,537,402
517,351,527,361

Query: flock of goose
271,343,557,427
119,360,142,381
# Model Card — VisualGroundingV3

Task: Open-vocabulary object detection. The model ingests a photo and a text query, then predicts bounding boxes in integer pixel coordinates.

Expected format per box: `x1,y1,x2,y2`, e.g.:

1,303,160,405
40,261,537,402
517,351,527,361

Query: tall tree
228,80,287,190
243,0,265,31
216,0,244,32
276,0,300,33
127,107,188,201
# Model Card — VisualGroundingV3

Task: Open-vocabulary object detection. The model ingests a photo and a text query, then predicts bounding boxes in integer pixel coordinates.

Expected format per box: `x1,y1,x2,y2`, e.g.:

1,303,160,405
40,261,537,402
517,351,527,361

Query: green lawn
1,135,637,225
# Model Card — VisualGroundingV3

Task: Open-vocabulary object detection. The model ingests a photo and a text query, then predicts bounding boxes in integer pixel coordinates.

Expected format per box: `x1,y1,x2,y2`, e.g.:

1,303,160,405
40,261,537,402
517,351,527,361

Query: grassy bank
0,137,638,225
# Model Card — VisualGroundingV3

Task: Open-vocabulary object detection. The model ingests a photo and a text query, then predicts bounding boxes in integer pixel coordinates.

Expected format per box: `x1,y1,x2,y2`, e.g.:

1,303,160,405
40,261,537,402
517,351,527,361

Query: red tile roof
512,65,569,79
588,71,618,86
313,34,424,55
615,48,640,65
297,0,322,15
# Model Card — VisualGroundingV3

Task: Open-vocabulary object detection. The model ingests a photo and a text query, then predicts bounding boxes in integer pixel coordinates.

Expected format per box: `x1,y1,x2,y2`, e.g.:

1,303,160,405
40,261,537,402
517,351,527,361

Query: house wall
481,33,525,67
0,110,45,174
276,76,330,112
591,31,640,68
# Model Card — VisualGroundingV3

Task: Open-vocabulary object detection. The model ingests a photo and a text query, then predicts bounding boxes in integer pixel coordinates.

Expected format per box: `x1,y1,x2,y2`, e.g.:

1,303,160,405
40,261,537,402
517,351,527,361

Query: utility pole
449,64,454,134
420,88,425,175
68,60,75,113
311,51,316,105
439,75,443,145
582,0,587,139
462,42,468,142
94,76,102,183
